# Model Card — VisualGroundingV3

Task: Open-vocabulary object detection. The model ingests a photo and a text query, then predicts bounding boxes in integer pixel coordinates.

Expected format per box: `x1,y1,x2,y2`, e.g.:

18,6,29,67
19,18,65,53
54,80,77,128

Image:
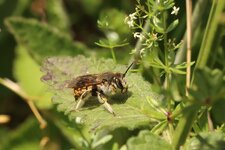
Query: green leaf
184,132,225,150
175,62,195,69
5,17,87,63
0,117,73,150
41,56,162,131
14,46,52,108
166,19,179,33
195,0,225,68
126,130,172,150
190,68,225,103
92,135,112,148
98,9,130,36
150,120,167,135
46,0,70,32
170,68,186,75
211,99,225,124
0,118,41,150
152,16,164,33
95,39,128,49
172,104,201,150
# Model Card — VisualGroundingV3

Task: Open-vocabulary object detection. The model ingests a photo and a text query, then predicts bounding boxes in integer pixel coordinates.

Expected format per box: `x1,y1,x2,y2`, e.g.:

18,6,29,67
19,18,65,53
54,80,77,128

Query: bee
66,62,134,116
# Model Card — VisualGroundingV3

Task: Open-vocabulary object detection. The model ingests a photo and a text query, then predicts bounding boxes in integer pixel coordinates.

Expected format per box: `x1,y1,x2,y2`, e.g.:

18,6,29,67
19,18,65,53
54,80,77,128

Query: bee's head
112,73,128,93
112,62,134,93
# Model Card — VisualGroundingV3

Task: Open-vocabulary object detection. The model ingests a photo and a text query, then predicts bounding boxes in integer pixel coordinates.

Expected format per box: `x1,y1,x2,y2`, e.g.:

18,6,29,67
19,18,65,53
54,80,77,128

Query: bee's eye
115,78,123,89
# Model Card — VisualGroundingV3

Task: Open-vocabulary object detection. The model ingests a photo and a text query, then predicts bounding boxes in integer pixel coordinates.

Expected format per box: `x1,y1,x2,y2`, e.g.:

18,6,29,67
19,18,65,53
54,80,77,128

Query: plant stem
172,1,225,149
110,47,117,63
185,0,192,96
172,103,201,150
194,0,225,69
207,109,214,131
0,78,47,129
162,11,169,89
174,0,209,64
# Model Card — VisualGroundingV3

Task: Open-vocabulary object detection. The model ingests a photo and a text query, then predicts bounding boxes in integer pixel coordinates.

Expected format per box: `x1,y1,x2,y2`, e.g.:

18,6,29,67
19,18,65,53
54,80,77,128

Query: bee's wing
66,74,100,88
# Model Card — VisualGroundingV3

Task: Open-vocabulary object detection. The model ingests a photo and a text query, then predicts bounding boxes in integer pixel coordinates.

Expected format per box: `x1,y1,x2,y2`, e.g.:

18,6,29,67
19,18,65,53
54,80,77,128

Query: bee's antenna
123,62,134,77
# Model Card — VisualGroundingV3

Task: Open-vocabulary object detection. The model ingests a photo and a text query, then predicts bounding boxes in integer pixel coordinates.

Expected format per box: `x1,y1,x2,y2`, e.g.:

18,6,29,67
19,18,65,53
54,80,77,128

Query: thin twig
185,0,192,96
207,110,214,131
0,78,47,129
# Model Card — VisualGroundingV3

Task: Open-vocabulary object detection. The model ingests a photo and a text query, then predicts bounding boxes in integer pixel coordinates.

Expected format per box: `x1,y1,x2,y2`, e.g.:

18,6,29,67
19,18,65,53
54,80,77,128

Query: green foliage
5,17,87,63
0,118,46,150
45,0,70,32
0,117,73,150
14,46,52,108
126,130,172,150
41,56,164,131
184,132,225,150
211,100,225,124
98,9,130,37
1,0,225,149
96,9,130,62
190,68,225,104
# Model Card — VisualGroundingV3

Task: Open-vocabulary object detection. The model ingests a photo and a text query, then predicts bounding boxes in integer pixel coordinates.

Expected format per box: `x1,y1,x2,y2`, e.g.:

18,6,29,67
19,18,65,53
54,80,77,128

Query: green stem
174,0,210,64
192,0,225,85
110,47,117,63
194,0,225,69
172,104,201,150
162,11,169,89
172,1,225,149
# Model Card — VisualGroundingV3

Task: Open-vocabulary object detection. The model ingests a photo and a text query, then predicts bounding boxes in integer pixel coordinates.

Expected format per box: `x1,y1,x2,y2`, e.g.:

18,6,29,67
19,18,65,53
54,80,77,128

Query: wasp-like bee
66,63,133,116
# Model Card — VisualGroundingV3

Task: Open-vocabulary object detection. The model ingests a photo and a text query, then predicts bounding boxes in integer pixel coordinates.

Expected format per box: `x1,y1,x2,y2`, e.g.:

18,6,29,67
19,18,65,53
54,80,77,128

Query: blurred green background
0,0,224,149
0,0,136,149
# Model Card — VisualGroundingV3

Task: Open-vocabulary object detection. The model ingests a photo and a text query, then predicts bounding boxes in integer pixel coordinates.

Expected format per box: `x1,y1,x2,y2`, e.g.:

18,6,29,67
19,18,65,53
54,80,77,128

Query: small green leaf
184,132,225,150
95,39,128,49
14,46,52,108
150,121,167,135
166,19,179,33
152,16,164,33
5,17,87,63
170,68,186,75
175,62,195,69
92,135,113,148
126,130,172,150
41,56,161,131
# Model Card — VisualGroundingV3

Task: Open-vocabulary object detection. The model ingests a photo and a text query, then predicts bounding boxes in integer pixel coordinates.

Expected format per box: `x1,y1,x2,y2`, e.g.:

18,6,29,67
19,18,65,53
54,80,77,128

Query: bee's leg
74,90,91,111
97,92,116,116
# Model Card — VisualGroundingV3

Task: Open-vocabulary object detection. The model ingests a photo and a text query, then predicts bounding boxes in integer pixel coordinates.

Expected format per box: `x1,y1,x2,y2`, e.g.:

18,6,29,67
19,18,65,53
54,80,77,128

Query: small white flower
140,48,146,58
133,32,145,41
127,20,135,28
171,6,180,16
124,16,135,28
152,33,158,40
124,12,137,28
129,12,137,20
75,117,82,124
